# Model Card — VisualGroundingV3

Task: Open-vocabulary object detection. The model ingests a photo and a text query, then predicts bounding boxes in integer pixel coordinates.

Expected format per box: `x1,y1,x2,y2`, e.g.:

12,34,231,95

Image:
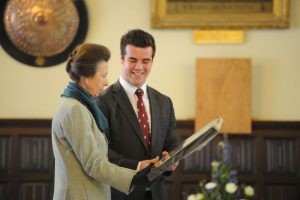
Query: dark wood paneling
19,182,49,200
0,120,53,200
0,183,8,200
1,119,300,200
265,138,296,174
182,141,217,173
19,136,53,171
265,184,298,200
229,137,256,174
0,136,10,171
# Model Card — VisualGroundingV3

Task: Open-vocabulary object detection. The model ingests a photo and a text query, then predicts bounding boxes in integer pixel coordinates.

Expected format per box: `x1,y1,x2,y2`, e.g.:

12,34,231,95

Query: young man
96,29,178,200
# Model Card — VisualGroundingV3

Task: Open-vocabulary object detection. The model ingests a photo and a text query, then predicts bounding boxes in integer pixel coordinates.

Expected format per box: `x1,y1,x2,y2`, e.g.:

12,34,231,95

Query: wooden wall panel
0,183,8,200
19,182,49,200
265,185,298,200
229,137,256,174
19,136,53,171
182,140,217,172
195,58,251,134
0,120,300,200
0,120,53,200
0,137,10,171
265,138,296,174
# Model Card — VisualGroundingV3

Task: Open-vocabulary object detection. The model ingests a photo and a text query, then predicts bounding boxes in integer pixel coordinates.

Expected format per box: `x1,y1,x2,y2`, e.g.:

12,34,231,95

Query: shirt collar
119,76,147,97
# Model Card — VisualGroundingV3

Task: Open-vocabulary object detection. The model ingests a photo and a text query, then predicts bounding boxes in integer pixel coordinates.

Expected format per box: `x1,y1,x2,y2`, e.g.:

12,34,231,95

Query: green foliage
187,136,254,200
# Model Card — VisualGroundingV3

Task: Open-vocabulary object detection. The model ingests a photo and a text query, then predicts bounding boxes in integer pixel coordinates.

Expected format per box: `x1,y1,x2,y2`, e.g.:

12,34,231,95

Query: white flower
195,193,204,200
244,185,255,196
187,193,205,200
211,161,220,170
218,141,225,148
205,182,217,190
187,194,197,200
225,182,238,194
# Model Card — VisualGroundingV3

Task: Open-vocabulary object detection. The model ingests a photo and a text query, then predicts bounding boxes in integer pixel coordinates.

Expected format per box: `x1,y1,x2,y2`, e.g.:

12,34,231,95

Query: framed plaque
147,117,223,181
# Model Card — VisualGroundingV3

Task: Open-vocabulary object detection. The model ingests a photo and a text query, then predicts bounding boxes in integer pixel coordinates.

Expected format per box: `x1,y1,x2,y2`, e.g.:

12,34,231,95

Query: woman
51,43,158,200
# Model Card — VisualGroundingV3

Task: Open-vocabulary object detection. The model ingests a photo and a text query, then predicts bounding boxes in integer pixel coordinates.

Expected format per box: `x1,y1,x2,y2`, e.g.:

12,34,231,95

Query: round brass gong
0,0,88,67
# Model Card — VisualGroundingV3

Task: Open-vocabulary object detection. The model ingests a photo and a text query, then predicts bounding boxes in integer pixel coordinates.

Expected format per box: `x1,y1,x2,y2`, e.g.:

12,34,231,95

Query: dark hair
120,29,156,59
66,43,110,82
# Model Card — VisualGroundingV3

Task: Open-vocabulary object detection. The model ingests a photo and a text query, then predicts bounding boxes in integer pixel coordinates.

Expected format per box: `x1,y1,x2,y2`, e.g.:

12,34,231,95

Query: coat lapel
147,87,160,155
112,82,148,149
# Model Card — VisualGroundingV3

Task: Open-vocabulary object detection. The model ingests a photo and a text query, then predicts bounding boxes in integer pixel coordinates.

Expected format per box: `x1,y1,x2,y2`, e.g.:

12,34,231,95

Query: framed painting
151,0,290,29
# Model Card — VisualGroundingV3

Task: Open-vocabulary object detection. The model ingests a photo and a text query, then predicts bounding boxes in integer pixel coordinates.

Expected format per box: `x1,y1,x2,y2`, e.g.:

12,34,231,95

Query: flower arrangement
187,136,254,200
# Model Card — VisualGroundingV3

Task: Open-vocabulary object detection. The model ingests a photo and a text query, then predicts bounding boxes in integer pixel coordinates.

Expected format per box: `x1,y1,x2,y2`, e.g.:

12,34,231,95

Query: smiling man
121,44,152,88
95,29,178,200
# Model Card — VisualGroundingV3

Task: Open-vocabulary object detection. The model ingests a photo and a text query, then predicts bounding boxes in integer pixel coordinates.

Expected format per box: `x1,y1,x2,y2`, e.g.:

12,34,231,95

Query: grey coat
52,97,136,200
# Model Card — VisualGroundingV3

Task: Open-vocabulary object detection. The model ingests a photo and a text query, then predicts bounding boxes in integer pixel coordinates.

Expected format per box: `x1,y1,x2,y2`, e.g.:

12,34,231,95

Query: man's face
121,44,153,88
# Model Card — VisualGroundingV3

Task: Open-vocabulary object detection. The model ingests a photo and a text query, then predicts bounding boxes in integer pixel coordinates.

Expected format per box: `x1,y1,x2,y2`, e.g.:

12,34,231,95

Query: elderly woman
51,43,158,200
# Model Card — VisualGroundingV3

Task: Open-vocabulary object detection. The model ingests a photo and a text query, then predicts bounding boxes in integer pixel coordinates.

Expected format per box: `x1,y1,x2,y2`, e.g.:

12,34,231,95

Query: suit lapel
112,82,148,149
148,87,160,155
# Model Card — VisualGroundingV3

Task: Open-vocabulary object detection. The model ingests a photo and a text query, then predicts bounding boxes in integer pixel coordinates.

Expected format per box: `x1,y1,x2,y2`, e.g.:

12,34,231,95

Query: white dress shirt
119,77,151,131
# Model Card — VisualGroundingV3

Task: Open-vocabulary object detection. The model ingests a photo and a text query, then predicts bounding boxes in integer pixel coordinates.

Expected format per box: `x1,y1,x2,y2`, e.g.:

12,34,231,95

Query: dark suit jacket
95,81,178,200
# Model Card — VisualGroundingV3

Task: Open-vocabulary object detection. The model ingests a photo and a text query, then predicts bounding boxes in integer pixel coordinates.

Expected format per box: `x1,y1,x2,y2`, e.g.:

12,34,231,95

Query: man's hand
139,156,159,170
161,151,178,171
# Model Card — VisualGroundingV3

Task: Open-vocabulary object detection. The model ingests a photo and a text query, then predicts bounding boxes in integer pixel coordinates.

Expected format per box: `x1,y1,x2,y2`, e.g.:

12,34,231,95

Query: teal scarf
62,82,108,133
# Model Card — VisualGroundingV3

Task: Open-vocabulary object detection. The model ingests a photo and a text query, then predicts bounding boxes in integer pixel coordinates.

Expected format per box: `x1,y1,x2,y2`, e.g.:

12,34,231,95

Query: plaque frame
151,0,290,29
147,117,223,181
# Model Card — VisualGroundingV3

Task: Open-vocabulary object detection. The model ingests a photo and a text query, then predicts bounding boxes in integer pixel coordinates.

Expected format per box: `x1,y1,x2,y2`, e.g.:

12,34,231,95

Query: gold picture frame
151,0,290,29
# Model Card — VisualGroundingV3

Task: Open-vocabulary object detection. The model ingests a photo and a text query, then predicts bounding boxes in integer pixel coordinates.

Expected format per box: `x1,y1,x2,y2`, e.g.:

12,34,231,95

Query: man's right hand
139,156,159,170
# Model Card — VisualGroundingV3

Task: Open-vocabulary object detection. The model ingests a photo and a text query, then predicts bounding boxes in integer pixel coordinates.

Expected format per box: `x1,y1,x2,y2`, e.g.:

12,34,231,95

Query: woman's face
82,61,109,97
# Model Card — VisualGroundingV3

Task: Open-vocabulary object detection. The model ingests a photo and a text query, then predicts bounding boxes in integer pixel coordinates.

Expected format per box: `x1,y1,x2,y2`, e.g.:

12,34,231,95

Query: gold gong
4,0,79,57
